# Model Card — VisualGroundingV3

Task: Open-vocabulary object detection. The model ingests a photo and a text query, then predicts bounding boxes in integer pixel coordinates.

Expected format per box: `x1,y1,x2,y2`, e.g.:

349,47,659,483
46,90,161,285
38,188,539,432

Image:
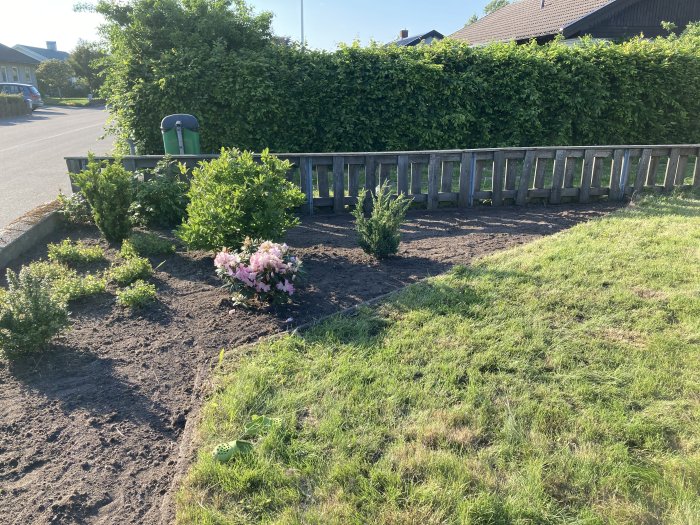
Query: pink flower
214,250,240,269
276,280,295,295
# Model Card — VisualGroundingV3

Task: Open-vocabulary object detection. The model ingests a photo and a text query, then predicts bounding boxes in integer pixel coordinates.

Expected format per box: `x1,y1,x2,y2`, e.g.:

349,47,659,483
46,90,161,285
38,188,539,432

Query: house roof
450,0,617,45
0,43,39,65
390,30,445,46
14,44,70,62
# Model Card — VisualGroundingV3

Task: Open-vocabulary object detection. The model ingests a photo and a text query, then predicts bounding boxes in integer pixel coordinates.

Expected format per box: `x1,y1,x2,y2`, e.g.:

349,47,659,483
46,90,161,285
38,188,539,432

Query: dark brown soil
0,204,619,524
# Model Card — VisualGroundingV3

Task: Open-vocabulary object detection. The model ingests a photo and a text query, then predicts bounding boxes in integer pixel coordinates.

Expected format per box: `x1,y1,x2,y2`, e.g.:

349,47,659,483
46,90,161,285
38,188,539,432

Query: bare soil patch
0,204,618,524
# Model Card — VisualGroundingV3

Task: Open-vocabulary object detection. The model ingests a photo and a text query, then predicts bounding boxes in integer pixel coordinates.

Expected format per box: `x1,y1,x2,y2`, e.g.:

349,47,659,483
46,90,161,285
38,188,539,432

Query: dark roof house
14,42,70,62
0,43,39,85
389,30,444,47
450,0,700,45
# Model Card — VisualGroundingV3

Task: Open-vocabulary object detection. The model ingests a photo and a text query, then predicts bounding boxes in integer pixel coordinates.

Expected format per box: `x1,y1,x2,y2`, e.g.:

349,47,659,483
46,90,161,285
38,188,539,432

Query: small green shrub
73,155,134,242
47,239,106,265
57,191,93,225
116,280,157,308
130,157,189,228
0,266,70,356
25,261,106,302
177,149,305,251
121,232,175,258
352,181,412,259
109,256,154,286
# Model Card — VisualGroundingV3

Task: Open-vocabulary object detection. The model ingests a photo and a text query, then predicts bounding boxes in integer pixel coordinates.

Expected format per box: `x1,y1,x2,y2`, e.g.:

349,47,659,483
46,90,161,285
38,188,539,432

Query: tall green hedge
0,94,29,119
104,22,700,154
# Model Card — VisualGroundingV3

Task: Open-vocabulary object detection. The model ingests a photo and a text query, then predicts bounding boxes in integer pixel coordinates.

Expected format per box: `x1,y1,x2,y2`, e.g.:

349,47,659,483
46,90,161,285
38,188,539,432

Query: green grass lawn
178,192,700,525
43,97,91,107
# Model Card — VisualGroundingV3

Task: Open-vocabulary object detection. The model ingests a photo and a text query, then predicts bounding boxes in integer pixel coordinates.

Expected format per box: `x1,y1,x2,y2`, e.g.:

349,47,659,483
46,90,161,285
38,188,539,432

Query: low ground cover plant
353,181,412,259
116,280,157,308
121,232,176,258
215,239,301,305
73,155,134,242
27,261,106,302
178,193,700,524
177,149,305,251
57,191,93,225
130,157,189,228
109,256,154,286
0,266,70,357
47,239,106,265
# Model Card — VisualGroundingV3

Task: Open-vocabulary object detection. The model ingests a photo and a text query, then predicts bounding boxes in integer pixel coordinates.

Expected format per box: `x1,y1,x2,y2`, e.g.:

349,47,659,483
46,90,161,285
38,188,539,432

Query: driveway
0,106,115,230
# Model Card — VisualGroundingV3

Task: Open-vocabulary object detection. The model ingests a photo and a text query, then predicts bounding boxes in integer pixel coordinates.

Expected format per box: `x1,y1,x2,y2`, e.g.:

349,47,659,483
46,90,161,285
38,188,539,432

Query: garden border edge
0,202,62,272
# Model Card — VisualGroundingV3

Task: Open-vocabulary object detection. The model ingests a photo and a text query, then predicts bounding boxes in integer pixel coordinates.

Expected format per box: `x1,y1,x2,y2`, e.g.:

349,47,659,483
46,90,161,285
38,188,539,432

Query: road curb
0,202,62,272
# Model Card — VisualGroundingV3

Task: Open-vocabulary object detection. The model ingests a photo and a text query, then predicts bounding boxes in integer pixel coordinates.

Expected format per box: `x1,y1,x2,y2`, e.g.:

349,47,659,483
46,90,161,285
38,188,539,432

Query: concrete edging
0,202,62,272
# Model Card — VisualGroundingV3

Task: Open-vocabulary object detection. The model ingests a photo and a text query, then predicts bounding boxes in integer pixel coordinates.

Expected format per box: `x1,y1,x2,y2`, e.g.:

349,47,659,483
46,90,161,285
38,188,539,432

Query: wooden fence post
516,151,535,206
550,150,566,204
317,165,329,198
635,149,652,193
364,156,376,214
300,156,314,215
675,154,689,186
469,153,477,207
694,148,700,190
458,152,470,208
397,155,409,196
427,154,439,210
441,161,453,193
333,156,345,213
664,148,680,191
579,150,595,204
492,151,505,207
609,149,624,201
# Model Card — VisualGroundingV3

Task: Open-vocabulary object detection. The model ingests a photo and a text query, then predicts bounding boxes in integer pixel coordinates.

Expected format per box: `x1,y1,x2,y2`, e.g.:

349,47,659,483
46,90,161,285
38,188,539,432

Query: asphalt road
0,106,114,230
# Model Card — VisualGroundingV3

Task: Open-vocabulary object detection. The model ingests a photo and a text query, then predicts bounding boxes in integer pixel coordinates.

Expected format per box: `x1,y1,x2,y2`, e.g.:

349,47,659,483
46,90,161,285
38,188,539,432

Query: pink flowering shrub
214,239,301,305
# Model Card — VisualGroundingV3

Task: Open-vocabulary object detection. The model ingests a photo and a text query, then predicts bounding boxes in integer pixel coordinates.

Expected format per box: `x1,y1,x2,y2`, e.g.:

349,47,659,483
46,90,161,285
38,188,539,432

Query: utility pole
301,0,305,49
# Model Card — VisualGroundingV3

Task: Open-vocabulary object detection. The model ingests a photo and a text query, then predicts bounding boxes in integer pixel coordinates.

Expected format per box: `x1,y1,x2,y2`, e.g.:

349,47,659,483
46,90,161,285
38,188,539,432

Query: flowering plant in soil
214,239,301,305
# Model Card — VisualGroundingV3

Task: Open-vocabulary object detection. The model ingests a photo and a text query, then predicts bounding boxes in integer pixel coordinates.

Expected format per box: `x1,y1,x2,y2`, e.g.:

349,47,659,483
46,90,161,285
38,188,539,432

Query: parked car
0,83,43,111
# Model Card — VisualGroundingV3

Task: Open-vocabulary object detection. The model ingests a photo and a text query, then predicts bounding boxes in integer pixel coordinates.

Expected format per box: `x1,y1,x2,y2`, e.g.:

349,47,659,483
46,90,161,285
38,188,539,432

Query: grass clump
116,280,156,308
177,194,700,524
109,256,153,286
0,266,70,357
353,180,412,259
121,232,175,259
47,239,105,265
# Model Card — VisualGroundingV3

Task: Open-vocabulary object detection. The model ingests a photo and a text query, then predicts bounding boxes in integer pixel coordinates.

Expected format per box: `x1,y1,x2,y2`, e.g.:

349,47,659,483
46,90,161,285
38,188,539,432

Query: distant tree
69,40,107,94
467,13,479,25
36,59,75,97
484,0,510,15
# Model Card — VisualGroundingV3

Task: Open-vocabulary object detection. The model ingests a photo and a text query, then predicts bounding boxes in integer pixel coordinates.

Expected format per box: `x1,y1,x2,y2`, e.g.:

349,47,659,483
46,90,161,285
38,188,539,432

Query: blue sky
248,0,492,49
2,1,492,52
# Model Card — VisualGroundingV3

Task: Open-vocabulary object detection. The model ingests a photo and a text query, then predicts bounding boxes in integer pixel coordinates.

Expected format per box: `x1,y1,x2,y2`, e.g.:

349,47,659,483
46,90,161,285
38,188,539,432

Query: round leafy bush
177,149,305,251
73,155,134,243
0,266,70,357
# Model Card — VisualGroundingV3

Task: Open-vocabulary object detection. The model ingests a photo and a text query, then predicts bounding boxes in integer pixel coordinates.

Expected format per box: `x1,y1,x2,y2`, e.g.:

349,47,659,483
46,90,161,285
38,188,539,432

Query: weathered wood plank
646,156,660,186
675,155,689,186
441,161,454,193
427,154,439,210
364,156,377,214
664,148,680,191
635,149,652,192
609,149,624,201
438,192,459,203
379,163,392,188
516,151,535,206
348,164,360,197
474,160,487,194
505,158,518,191
333,156,345,213
397,155,409,196
533,157,547,189
411,163,423,195
469,154,477,206
492,151,505,207
317,165,330,198
459,152,471,208
563,157,578,189
695,149,700,190
550,150,566,204
579,149,595,203
300,156,314,215
591,156,604,189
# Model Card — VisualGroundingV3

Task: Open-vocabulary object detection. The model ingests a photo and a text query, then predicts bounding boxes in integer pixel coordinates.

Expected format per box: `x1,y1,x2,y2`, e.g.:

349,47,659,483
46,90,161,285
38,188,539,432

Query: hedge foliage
0,94,29,119
99,0,700,154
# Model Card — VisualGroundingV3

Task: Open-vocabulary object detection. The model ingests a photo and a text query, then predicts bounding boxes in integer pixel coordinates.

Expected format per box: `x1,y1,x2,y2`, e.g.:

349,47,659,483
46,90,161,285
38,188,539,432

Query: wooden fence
66,145,700,215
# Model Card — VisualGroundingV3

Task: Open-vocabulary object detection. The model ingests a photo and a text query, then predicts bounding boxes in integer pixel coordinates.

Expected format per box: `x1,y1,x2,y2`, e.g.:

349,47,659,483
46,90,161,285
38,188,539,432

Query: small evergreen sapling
352,181,412,259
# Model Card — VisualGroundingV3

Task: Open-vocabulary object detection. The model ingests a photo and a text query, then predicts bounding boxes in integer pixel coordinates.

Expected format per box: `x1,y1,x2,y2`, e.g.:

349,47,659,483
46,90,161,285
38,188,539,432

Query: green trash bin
160,114,201,154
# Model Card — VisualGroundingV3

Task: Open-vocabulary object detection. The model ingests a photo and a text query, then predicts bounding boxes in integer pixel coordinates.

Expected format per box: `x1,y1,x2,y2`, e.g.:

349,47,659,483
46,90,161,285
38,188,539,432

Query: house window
12,67,19,82
25,68,31,83
0,67,7,82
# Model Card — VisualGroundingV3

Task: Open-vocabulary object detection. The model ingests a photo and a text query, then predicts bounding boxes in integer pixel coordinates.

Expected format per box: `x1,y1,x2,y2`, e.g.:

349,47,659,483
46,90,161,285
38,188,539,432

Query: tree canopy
36,60,75,97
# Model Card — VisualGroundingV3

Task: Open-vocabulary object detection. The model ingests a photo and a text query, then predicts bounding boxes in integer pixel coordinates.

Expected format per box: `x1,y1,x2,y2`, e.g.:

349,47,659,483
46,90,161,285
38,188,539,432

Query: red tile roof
450,0,616,45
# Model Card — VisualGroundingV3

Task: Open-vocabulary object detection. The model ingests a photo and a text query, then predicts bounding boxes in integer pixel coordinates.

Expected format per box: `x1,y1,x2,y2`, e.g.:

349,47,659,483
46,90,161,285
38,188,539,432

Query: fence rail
66,145,700,215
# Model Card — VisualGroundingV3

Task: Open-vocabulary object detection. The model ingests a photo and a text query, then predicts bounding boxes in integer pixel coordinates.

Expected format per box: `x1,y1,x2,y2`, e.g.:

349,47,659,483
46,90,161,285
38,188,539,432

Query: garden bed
0,204,617,524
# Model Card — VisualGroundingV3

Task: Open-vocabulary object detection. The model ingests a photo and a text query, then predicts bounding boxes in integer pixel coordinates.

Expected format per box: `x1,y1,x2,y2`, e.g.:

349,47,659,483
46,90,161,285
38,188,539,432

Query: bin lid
161,114,199,132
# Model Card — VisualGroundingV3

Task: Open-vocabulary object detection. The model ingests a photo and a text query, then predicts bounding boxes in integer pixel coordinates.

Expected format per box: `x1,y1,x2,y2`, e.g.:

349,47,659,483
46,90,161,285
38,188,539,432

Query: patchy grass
47,239,105,265
44,97,91,107
178,194,700,525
